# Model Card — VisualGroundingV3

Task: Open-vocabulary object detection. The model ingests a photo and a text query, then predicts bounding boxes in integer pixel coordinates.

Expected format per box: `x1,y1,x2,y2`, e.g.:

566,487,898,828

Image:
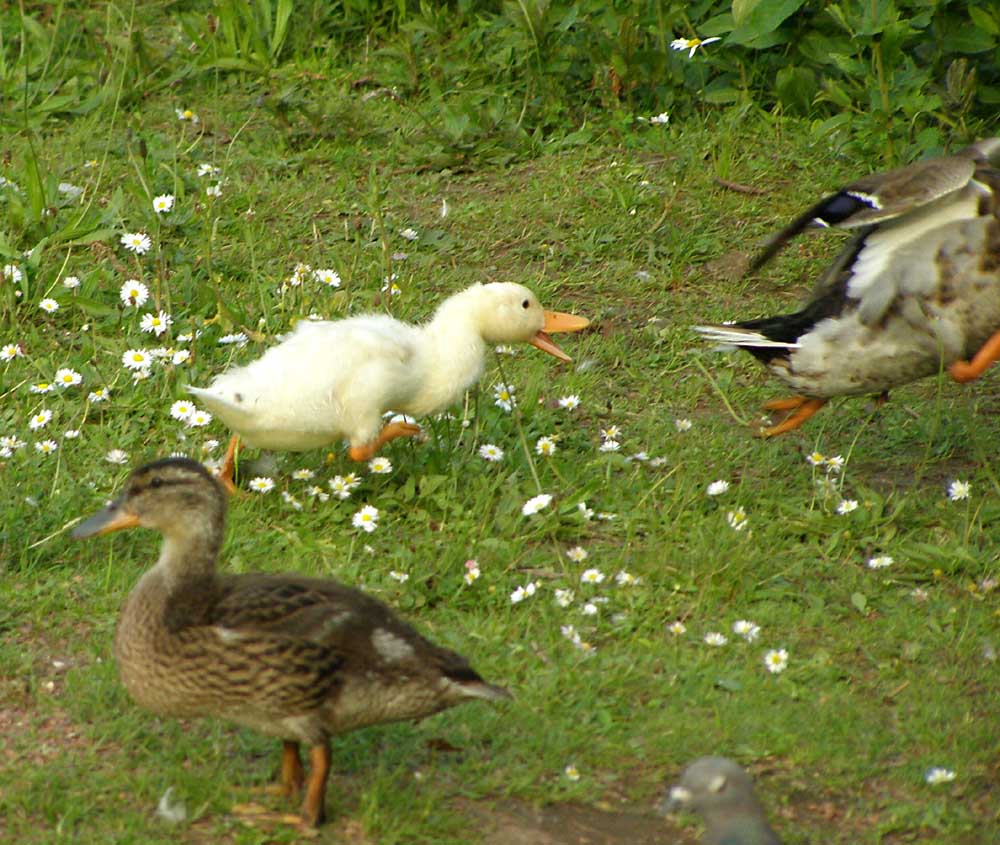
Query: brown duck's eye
522,299,530,309
150,477,164,489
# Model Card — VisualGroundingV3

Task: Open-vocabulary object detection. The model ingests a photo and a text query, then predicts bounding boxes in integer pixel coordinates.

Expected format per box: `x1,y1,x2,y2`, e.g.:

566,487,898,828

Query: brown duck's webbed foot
280,740,305,799
949,332,1000,383
218,435,241,495
762,395,809,412
759,397,827,437
348,422,423,462
299,744,332,828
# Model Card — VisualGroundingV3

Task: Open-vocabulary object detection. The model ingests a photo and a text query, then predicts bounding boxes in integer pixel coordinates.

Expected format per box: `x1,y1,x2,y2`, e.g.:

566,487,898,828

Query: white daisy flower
196,163,220,177
704,632,727,646
649,112,670,124
493,382,516,412
599,439,621,453
62,275,81,289
54,368,82,388
314,268,341,287
1,343,23,360
563,764,581,782
925,767,956,785
867,555,893,569
580,568,605,585
63,429,80,439
120,232,152,254
352,504,379,532
947,480,971,501
535,436,557,456
478,443,504,462
2,264,23,283
837,499,858,514
615,570,639,586
706,480,729,496
28,409,53,430
88,387,110,403
122,349,152,371
806,451,826,467
557,395,580,410
726,507,748,531
291,468,315,480
105,449,129,465
577,502,594,521
521,493,553,516
600,426,621,441
763,648,789,674
389,570,409,583
218,332,248,346
399,227,419,241
667,621,687,635
248,476,275,494
670,35,721,58
733,620,760,642
39,298,59,313
368,456,393,474
565,546,588,563
171,349,190,365
187,410,213,428
826,455,845,472
554,588,574,608
205,184,222,197
153,194,175,213
674,418,692,431
30,383,54,394
34,439,58,455
140,311,172,336
119,280,150,307
463,560,481,585
175,107,199,123
170,400,195,422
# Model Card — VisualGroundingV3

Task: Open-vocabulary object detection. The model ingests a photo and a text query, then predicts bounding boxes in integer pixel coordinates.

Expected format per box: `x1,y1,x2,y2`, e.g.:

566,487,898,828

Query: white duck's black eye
522,299,530,309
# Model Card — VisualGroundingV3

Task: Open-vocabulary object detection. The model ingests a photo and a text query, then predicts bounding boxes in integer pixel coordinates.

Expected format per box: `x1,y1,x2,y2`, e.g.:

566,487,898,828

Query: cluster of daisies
667,618,789,675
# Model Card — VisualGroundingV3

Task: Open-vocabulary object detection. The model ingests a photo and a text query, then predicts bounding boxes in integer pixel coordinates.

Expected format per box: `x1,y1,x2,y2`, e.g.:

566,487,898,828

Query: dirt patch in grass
458,798,683,845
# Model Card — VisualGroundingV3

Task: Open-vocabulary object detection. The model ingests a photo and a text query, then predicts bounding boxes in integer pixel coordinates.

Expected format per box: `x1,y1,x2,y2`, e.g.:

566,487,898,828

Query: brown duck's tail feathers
457,679,512,701
693,325,800,350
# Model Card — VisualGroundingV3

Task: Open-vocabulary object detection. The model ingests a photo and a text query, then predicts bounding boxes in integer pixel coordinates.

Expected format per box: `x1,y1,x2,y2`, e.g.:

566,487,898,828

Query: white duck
190,282,588,488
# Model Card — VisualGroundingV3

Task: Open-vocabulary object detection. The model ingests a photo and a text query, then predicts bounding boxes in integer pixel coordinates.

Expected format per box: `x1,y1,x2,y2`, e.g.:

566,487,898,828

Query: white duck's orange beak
529,311,590,362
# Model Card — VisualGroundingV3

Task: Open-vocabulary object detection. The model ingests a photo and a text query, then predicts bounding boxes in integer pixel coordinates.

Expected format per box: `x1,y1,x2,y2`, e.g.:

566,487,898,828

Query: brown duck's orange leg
300,744,331,828
348,422,422,462
760,398,826,437
280,741,305,798
218,434,241,494
949,331,1000,383
762,395,808,411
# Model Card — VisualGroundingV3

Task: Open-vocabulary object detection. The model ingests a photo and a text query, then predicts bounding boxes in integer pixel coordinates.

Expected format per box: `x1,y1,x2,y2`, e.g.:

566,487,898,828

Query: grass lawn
2,8,998,845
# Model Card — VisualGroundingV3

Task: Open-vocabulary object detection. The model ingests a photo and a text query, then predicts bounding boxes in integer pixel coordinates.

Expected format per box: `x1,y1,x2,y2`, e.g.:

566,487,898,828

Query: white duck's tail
693,325,800,349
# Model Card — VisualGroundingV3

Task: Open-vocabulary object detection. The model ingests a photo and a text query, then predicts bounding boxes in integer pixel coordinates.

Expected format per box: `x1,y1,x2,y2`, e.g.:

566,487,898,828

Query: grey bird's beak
658,785,691,816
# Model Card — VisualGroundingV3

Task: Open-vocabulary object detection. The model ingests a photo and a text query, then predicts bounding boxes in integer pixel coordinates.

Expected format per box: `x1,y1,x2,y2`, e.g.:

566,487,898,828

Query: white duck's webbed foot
348,422,423,462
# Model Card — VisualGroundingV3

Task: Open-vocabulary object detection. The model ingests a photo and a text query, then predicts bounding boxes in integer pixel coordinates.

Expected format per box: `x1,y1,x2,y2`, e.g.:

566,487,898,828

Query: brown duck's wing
750,154,979,274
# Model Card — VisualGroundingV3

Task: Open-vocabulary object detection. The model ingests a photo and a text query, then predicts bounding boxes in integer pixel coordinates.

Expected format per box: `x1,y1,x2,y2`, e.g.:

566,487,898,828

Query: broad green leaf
728,0,806,46
969,6,999,36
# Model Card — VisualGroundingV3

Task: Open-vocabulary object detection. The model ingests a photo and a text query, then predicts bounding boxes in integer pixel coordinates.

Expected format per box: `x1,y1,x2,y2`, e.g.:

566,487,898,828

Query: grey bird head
659,757,781,845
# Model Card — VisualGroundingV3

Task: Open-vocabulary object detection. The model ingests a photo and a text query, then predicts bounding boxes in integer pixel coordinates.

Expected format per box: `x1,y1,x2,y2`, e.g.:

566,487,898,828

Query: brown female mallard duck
73,457,509,827
695,138,1000,436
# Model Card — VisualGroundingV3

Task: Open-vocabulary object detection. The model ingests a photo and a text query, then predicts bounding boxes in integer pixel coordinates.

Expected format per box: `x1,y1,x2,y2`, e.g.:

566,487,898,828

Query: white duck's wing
190,316,421,450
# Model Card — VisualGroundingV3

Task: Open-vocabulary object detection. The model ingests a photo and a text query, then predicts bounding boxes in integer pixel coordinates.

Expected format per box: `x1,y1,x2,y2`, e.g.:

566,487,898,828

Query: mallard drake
695,138,1000,436
72,457,510,827
659,757,781,845
190,282,588,488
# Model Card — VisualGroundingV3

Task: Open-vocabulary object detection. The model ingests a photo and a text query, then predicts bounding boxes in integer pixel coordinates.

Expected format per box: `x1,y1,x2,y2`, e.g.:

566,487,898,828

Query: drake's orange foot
759,398,826,437
762,395,809,412
348,422,423,462
949,331,1000,383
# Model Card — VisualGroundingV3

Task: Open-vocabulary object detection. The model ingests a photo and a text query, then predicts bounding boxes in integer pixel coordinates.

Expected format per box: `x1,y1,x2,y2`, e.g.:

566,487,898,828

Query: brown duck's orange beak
529,311,590,362
72,501,141,538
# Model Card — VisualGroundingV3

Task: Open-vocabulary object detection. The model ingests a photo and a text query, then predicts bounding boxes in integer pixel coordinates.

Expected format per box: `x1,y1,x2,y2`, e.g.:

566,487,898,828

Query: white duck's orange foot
348,422,423,462
759,397,826,437
949,331,1000,383
217,435,241,495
